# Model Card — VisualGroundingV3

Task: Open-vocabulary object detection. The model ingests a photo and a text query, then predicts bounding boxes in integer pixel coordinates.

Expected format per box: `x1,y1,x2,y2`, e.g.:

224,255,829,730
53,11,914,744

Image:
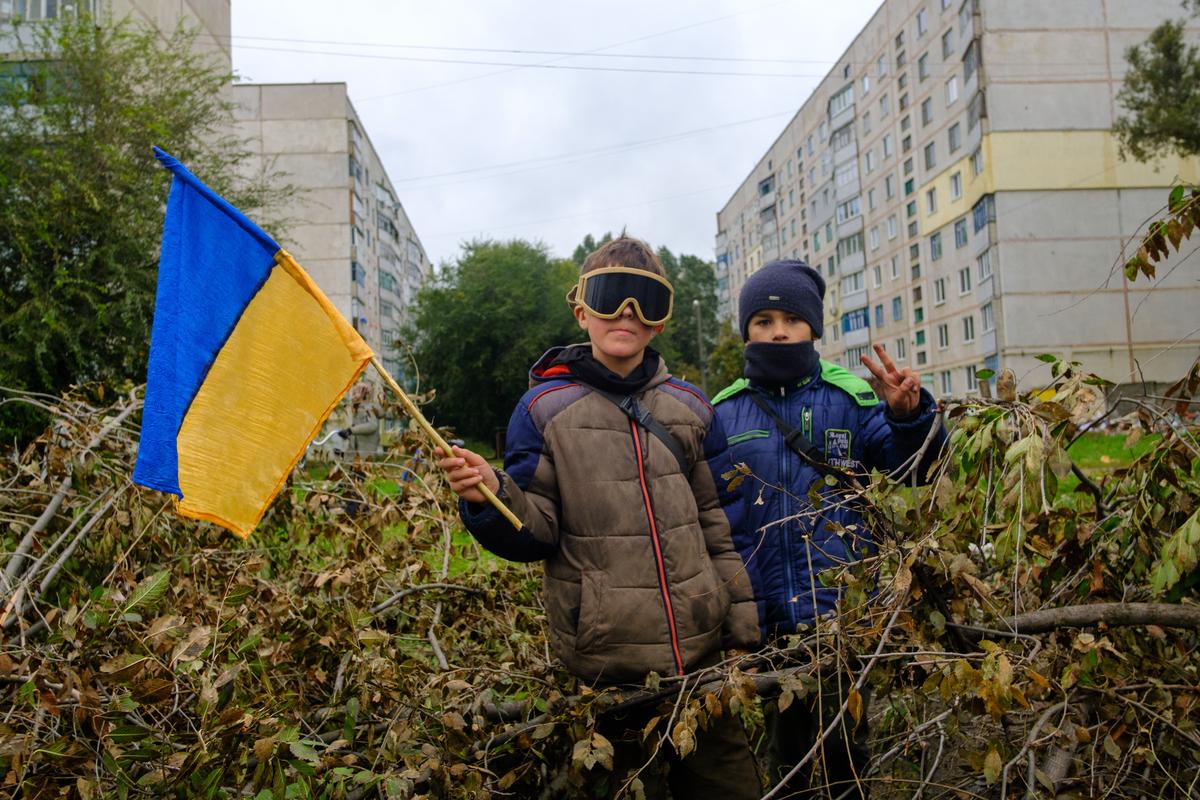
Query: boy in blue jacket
712,259,944,798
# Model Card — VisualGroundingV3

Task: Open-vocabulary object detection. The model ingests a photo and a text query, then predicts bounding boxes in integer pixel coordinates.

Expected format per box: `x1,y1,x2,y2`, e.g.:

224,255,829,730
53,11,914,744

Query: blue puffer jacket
712,359,944,640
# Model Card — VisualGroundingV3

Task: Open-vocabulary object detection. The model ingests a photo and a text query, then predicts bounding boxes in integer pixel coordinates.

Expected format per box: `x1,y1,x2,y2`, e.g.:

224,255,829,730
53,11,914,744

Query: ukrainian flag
134,147,373,538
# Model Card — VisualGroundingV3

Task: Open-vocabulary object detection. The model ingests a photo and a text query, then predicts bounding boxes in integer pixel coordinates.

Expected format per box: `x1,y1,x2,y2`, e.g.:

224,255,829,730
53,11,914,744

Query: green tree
706,321,745,394
1113,0,1200,160
406,239,579,442
0,13,286,440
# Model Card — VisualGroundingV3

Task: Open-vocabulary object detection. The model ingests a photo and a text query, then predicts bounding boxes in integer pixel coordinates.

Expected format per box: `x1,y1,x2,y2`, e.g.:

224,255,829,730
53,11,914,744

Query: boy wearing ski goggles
437,236,760,797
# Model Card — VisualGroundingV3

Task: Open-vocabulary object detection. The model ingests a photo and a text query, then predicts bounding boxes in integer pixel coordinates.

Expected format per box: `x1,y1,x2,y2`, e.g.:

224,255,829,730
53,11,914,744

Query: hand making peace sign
861,342,922,418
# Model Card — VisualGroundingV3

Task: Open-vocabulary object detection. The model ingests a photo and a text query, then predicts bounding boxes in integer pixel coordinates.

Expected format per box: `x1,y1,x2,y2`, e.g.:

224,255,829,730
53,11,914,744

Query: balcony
758,190,777,212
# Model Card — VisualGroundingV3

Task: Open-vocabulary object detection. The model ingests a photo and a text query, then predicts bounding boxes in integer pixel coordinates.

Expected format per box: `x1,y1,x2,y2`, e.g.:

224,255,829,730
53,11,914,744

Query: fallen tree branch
1006,602,1200,633
369,582,485,615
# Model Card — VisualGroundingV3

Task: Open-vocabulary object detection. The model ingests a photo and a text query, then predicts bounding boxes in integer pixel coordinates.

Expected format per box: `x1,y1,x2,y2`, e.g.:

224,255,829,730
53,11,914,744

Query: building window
965,365,977,391
830,84,855,115
909,220,920,237
959,266,973,294
863,111,872,134
880,93,890,117
873,264,883,287
934,277,947,304
915,329,927,346
930,231,943,261
904,157,914,176
942,28,954,58
954,218,969,248
892,296,903,321
948,122,962,153
921,97,934,126
351,261,366,286
842,306,870,331
896,30,906,49
896,337,907,359
917,350,928,366
828,257,836,276
845,344,870,368
963,39,980,82
905,177,915,196
868,188,877,210
836,196,862,222
972,194,993,232
899,90,910,109
907,200,918,219
887,214,898,239
891,256,900,279
866,149,878,173
870,226,881,250
945,75,959,105
832,123,854,150
915,306,925,323
902,134,913,153
968,90,986,130
963,314,976,342
897,49,907,69
949,172,963,201
842,273,867,296
837,233,865,260
826,221,834,241
924,141,937,170
917,7,929,35
918,52,930,81
982,302,994,331
940,370,953,394
937,324,950,349
882,134,894,157
926,188,938,215
878,54,888,77
971,147,985,176
885,175,896,199
978,248,993,280
875,304,884,327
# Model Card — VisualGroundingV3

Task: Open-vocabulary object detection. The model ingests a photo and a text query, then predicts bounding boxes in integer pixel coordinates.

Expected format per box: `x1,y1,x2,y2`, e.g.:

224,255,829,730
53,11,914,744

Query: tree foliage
406,239,578,442
1113,1,1200,161
0,14,287,442
706,320,746,394
2,352,1198,798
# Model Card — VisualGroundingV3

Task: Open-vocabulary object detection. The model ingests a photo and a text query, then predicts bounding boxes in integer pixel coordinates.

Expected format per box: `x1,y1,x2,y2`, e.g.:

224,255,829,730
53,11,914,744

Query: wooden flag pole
368,356,522,530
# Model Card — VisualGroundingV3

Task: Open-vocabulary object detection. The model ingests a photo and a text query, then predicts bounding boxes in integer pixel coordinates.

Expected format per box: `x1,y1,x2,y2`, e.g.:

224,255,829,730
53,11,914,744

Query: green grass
1068,431,1159,472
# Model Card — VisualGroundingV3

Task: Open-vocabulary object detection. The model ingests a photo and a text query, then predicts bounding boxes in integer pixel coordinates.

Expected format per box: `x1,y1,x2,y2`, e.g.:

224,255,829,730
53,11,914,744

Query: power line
353,0,795,100
226,33,827,65
232,43,822,79
391,110,795,186
421,183,735,240
226,33,1113,69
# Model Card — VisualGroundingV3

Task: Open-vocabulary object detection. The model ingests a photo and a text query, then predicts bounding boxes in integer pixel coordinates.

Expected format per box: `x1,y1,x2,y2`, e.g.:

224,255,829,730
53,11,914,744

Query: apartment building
2,1,433,382
715,0,1200,394
232,83,432,379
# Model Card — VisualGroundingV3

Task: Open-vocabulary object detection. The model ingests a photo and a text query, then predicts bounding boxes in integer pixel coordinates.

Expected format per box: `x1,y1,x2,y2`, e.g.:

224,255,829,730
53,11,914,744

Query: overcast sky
230,1,883,268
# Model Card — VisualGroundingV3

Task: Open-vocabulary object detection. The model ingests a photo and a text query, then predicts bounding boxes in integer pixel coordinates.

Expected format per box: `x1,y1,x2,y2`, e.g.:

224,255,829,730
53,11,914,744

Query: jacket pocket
574,570,611,654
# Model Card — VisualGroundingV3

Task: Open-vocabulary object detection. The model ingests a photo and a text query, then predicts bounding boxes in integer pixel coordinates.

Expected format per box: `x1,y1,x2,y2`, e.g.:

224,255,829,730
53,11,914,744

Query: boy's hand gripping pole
369,356,523,530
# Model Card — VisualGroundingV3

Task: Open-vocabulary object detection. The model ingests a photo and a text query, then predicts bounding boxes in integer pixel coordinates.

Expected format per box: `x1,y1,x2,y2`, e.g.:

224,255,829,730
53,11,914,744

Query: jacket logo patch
824,429,857,469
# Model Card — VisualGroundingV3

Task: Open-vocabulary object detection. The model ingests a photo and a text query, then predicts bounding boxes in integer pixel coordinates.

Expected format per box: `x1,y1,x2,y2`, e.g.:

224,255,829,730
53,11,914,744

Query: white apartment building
716,0,1200,394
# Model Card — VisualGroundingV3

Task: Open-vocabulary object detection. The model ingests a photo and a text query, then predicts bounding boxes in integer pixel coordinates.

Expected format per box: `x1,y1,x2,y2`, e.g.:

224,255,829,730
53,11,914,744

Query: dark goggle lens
581,272,672,321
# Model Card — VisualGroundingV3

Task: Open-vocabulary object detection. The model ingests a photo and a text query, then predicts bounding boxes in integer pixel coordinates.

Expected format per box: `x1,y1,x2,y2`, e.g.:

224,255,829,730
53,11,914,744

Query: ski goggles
567,266,675,326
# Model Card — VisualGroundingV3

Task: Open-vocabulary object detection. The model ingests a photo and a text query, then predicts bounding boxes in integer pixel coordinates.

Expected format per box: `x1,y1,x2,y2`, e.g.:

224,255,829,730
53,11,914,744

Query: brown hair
579,235,666,277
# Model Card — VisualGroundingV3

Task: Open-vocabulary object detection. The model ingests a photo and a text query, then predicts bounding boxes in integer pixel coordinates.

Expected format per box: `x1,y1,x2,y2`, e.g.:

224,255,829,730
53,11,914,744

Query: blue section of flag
132,148,281,495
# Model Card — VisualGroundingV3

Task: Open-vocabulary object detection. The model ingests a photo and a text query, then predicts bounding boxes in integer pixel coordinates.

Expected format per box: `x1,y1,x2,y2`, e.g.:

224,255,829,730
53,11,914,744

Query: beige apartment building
715,0,1200,395
232,82,432,379
1,0,432,381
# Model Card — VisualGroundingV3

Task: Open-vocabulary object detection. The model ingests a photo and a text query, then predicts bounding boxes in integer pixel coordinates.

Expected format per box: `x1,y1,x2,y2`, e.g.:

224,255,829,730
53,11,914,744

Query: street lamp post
693,298,707,395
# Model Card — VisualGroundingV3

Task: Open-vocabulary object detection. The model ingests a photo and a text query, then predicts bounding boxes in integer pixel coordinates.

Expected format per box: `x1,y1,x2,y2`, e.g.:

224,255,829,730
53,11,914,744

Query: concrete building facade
1,0,432,381
232,82,432,379
715,0,1200,394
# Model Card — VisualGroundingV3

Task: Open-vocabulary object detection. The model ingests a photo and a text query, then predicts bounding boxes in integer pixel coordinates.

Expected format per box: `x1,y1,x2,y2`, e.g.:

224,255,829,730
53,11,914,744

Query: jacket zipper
773,387,799,630
629,419,684,676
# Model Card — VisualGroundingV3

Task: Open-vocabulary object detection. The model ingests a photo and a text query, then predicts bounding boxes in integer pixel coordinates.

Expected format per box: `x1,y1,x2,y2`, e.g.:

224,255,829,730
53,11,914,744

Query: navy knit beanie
738,259,826,340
